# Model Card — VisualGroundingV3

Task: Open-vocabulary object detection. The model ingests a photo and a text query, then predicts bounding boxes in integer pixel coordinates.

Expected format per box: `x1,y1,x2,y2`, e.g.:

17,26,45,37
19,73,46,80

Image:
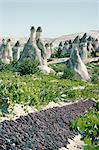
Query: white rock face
64,46,90,81
2,47,11,64
13,41,21,61
88,43,94,52
74,49,90,81
19,27,37,62
80,44,88,64
7,42,13,61
0,39,6,59
59,135,84,150
36,28,47,66
46,46,52,59
1,39,13,64
67,134,84,150
38,65,55,74
17,47,20,60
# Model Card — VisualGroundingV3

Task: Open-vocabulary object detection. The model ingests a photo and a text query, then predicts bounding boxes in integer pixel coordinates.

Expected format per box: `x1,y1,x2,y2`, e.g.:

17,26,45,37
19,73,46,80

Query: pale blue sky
0,0,99,38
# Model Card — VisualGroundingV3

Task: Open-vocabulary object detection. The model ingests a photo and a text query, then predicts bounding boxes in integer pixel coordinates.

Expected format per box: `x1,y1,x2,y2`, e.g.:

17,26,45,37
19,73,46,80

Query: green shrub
70,103,99,149
51,53,57,58
91,74,99,84
17,58,39,75
0,59,5,71
87,63,99,84
0,82,17,114
49,64,65,73
62,68,75,80
0,59,16,72
0,68,98,114
0,81,33,115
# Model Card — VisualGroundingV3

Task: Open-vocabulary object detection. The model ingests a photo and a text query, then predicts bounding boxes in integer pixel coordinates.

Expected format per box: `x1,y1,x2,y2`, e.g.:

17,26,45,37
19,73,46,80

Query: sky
0,0,99,38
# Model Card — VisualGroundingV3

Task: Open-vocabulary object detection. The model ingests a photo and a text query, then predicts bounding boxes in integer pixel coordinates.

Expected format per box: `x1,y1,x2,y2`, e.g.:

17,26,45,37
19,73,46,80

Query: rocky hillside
49,30,99,47
0,30,99,48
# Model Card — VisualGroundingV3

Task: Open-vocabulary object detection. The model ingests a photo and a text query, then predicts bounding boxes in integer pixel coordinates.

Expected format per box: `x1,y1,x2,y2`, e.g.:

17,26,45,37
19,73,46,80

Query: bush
70,103,99,149
62,68,75,80
51,53,57,58
0,59,15,72
0,59,5,71
0,81,28,115
49,64,65,73
0,71,98,114
0,82,16,114
91,74,99,84
87,63,99,84
17,58,39,75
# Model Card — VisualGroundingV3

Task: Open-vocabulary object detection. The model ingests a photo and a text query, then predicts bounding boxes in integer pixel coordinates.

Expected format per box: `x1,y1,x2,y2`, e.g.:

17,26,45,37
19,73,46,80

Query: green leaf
84,136,92,145
70,120,77,130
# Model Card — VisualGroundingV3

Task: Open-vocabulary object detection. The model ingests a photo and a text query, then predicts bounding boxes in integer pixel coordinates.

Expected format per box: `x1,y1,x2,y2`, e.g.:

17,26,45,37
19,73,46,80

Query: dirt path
48,58,69,64
48,57,99,65
0,100,95,150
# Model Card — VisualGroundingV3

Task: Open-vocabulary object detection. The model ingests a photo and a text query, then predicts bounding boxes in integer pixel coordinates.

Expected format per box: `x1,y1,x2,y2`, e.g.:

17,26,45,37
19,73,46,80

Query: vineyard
0,61,99,149
0,1,99,149
0,62,99,115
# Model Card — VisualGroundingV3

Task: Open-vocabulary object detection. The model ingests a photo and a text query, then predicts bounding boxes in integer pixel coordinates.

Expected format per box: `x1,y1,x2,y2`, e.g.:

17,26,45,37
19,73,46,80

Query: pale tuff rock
80,41,88,64
94,39,99,49
2,39,13,64
18,26,36,62
87,42,95,53
38,65,55,74
30,26,42,62
94,39,99,56
59,135,84,150
18,26,55,74
49,42,53,54
12,41,21,61
62,41,70,56
73,48,90,81
36,26,47,66
2,49,10,64
67,134,84,150
64,44,90,81
0,39,6,59
55,32,99,60
80,33,87,43
87,36,95,57
7,39,13,61
45,43,52,59
19,26,44,63
73,35,80,44
36,26,55,74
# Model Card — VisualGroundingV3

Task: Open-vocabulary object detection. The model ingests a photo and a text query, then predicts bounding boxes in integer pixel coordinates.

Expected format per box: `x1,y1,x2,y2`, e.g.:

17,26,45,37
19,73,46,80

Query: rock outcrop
18,26,36,62
0,39,6,59
18,26,55,74
12,41,21,61
2,39,13,64
64,44,90,81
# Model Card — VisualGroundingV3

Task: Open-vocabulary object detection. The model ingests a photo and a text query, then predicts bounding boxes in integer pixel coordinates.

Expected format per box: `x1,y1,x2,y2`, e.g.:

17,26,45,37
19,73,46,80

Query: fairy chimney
36,26,47,65
64,43,90,81
12,41,21,61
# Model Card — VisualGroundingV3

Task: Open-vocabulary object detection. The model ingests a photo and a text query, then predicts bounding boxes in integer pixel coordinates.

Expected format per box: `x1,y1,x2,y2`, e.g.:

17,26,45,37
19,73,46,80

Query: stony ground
0,100,96,150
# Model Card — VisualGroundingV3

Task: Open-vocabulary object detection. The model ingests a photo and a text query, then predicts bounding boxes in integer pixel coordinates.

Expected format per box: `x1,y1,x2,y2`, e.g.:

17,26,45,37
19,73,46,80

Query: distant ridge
0,30,99,47
50,30,99,47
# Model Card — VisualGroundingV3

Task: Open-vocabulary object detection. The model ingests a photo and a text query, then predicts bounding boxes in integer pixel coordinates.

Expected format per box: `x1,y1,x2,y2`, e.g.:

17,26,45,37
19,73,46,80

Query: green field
0,62,99,115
